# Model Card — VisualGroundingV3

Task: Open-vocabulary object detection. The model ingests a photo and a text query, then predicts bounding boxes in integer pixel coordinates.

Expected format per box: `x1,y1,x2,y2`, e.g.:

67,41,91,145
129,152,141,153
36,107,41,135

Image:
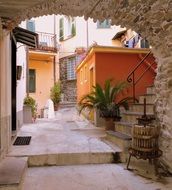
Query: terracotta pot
104,118,115,130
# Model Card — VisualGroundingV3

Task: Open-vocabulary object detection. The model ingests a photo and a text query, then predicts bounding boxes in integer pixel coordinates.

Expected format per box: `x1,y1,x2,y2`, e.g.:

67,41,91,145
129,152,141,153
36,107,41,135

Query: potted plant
78,79,132,130
23,96,37,122
50,81,61,111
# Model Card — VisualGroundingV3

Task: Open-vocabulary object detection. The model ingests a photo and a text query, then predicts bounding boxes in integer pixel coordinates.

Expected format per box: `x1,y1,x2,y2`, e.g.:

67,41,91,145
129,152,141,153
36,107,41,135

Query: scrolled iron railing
127,50,156,102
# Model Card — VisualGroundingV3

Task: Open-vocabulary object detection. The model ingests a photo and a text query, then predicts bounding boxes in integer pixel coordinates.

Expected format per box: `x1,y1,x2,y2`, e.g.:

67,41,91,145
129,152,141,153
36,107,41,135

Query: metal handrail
127,50,153,101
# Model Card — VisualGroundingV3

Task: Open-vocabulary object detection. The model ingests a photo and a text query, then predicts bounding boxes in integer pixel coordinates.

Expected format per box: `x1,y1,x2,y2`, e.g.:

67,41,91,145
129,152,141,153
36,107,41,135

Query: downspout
26,46,29,97
86,20,89,49
53,14,57,84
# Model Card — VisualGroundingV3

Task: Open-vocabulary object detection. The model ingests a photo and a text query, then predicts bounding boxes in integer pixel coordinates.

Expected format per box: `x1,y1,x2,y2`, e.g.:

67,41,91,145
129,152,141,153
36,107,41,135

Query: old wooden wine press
127,98,162,175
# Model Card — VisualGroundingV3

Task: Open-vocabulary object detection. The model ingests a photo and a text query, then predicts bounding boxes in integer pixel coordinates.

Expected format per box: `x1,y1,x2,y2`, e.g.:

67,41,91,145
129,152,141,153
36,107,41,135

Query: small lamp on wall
17,65,22,80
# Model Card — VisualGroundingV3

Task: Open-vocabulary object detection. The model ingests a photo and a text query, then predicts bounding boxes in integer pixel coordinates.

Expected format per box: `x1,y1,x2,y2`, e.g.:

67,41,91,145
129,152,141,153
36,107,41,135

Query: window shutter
59,18,64,41
71,18,76,36
29,69,36,93
27,20,35,32
97,19,111,28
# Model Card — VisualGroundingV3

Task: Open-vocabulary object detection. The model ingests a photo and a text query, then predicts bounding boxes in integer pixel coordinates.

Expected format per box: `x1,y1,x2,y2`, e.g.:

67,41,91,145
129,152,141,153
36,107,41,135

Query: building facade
76,46,156,124
57,16,125,102
27,15,59,116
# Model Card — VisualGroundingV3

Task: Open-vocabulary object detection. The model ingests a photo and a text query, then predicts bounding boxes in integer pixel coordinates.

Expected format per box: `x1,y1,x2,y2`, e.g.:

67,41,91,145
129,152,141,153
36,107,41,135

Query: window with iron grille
97,19,111,28
67,57,76,80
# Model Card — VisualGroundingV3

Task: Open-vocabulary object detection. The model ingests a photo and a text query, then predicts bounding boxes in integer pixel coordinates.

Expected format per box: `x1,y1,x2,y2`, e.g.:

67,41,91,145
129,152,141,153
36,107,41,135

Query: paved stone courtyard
23,164,172,190
9,108,172,190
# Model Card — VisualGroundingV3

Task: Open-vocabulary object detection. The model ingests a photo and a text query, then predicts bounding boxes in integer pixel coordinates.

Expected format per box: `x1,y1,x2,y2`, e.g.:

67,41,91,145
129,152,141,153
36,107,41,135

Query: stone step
59,102,76,109
129,103,154,114
139,94,156,104
146,85,155,94
121,111,154,123
115,121,133,136
26,152,117,167
106,131,132,162
0,157,28,190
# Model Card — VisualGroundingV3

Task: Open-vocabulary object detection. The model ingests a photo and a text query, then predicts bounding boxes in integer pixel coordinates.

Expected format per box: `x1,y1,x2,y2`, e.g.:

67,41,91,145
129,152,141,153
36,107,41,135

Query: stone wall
59,57,77,102
1,0,172,170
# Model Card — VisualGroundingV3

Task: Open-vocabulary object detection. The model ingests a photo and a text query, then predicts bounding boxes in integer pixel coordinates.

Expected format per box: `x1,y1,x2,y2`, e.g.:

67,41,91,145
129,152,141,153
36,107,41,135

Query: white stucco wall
16,20,27,113
58,16,123,58
34,15,56,34
16,44,27,112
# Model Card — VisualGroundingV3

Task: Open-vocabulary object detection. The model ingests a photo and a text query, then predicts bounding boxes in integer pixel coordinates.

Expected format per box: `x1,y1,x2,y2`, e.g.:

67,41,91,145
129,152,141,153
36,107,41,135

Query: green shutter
59,18,64,41
71,18,76,36
29,69,36,93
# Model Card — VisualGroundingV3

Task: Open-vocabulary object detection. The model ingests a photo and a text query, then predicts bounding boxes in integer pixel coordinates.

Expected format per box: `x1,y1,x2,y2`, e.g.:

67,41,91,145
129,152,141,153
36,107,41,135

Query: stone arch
3,0,172,170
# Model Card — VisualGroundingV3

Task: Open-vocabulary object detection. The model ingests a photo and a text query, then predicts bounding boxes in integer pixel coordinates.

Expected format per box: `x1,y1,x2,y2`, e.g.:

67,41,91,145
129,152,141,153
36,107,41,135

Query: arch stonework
3,0,172,170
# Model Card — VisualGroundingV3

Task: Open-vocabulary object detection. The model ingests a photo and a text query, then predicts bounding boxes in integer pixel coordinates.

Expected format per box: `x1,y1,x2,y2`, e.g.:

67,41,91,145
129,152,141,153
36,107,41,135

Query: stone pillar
0,32,12,161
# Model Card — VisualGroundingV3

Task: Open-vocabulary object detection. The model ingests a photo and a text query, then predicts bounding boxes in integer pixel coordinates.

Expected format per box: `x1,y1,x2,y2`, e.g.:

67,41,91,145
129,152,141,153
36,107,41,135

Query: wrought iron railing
127,50,156,102
30,31,58,52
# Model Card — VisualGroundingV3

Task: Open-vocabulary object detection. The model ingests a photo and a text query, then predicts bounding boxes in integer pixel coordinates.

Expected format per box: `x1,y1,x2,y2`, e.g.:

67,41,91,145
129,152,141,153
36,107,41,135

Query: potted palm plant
79,79,132,130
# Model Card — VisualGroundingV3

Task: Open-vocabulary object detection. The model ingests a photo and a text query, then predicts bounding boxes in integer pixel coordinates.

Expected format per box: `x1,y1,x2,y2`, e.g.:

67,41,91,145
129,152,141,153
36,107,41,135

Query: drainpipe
26,46,29,97
53,14,57,84
86,20,89,49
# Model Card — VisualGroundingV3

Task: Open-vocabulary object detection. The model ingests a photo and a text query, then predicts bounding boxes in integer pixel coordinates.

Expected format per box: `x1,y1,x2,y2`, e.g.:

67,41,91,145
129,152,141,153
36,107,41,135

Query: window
59,18,64,41
29,69,36,93
66,16,76,37
97,19,111,28
26,20,35,32
60,16,76,41
67,57,76,80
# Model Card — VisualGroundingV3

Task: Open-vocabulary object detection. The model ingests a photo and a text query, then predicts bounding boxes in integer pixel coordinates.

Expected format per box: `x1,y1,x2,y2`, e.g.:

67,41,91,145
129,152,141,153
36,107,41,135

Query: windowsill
60,34,76,42
97,27,111,29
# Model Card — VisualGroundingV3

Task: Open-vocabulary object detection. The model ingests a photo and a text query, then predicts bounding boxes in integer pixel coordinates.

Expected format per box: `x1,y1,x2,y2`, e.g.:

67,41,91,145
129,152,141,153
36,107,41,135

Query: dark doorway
11,36,17,131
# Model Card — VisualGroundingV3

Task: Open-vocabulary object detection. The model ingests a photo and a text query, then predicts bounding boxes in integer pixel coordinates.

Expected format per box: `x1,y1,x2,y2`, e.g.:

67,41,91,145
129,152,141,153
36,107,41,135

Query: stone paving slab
8,108,120,157
22,164,172,190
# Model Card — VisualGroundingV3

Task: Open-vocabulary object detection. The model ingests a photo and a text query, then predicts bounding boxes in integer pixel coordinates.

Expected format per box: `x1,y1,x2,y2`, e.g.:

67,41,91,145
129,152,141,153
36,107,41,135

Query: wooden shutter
59,18,64,41
29,69,36,93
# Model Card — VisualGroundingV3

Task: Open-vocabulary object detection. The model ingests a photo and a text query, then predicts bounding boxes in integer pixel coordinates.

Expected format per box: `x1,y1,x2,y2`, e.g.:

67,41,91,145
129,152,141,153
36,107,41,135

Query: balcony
30,31,58,53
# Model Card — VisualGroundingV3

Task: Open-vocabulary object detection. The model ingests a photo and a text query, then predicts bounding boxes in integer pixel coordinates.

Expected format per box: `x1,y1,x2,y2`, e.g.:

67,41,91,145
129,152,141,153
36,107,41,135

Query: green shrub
24,96,37,117
50,82,61,105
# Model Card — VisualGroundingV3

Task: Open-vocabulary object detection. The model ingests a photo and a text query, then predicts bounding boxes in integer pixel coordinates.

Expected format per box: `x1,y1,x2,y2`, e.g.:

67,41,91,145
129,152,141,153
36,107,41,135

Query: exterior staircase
59,101,76,109
106,85,155,162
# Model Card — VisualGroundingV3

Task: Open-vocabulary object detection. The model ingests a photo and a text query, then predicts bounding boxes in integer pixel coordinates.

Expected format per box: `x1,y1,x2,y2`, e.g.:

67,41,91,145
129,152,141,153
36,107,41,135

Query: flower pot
104,118,114,130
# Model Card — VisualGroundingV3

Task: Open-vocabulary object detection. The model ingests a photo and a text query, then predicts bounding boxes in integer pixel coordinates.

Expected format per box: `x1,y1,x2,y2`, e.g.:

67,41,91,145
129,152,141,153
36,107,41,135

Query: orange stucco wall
95,52,155,99
29,59,54,115
77,48,156,103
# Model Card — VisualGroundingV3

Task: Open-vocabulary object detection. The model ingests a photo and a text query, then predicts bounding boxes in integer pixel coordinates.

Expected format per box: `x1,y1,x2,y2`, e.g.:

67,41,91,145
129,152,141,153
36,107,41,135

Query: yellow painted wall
76,54,96,102
29,57,54,116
